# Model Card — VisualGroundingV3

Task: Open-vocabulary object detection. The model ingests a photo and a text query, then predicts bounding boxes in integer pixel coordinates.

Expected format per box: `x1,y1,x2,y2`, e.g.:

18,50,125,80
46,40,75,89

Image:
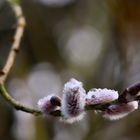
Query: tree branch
0,3,42,116
0,84,41,115
0,4,25,83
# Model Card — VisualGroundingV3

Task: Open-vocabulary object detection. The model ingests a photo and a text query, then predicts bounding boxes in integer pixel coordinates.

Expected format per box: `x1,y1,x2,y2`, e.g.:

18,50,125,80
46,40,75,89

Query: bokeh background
0,0,140,140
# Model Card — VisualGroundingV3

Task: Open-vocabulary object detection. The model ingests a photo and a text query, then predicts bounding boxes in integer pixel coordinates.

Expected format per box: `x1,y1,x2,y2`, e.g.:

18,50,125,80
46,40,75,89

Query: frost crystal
85,88,119,105
103,101,138,120
61,78,86,123
37,95,61,115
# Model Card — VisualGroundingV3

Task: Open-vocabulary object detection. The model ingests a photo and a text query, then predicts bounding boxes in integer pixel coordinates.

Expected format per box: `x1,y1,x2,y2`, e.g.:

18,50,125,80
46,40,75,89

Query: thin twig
0,84,41,115
0,4,25,83
0,3,42,116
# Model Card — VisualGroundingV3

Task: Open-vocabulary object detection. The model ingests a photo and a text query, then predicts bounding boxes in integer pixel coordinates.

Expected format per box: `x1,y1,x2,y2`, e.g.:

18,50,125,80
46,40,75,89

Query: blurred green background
0,0,140,140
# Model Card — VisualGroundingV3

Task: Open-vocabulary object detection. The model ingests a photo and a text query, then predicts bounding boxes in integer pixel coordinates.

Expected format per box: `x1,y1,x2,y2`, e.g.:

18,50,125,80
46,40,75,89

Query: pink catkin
61,78,86,123
37,95,61,115
86,88,119,105
103,101,138,120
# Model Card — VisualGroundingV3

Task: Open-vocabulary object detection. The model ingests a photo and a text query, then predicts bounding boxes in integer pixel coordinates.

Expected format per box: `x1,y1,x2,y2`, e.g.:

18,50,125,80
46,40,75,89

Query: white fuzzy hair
61,78,86,123
85,88,119,105
38,94,56,114
103,101,138,120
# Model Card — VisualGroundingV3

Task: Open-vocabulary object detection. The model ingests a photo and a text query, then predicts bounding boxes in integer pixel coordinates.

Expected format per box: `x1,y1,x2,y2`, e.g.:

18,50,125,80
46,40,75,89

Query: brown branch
0,3,42,116
0,84,41,115
0,4,25,83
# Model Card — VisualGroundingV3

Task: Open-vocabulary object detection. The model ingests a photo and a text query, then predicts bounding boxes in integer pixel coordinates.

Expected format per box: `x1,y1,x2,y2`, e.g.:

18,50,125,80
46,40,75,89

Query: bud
103,101,138,120
85,88,119,105
119,82,140,103
37,95,61,115
61,78,86,123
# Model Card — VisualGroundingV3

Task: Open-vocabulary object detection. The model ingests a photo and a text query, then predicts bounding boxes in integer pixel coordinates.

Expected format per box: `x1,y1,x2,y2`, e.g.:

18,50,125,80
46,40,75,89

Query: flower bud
103,101,138,120
85,88,119,105
119,82,140,103
61,78,86,123
37,95,61,115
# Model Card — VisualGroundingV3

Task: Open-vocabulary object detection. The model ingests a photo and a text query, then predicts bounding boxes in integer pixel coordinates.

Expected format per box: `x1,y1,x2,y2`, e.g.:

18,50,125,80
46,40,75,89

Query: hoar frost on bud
85,88,119,105
37,95,61,115
103,101,138,120
61,78,86,123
